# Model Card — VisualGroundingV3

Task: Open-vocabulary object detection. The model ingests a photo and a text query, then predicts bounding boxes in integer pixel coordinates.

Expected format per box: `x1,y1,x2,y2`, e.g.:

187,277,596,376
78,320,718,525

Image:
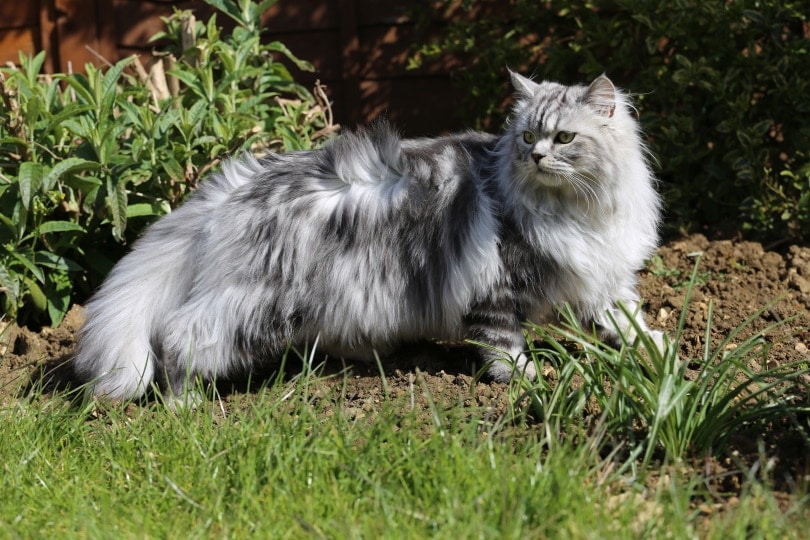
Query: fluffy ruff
74,73,662,403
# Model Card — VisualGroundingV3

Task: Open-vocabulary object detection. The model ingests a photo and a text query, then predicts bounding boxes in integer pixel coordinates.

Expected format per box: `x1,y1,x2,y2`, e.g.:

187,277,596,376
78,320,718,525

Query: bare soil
2,234,809,509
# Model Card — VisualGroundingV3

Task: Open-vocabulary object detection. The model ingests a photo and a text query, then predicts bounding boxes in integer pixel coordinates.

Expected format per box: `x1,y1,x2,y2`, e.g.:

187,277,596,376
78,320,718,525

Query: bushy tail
73,220,195,400
74,157,262,400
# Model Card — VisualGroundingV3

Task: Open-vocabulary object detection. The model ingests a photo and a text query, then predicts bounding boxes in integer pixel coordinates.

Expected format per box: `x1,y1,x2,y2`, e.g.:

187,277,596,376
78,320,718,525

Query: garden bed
1,234,809,520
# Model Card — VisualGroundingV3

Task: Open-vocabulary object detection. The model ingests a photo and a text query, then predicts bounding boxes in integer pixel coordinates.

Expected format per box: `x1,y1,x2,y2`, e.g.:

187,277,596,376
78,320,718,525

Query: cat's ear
510,70,538,98
585,74,616,118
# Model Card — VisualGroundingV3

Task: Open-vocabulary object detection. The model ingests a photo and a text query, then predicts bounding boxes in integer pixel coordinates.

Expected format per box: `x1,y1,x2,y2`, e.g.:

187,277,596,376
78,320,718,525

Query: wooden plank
38,0,57,72
336,0,360,126
0,2,38,29
53,0,106,71
274,29,342,82
263,0,338,33
355,0,412,26
113,0,216,49
96,0,118,63
358,76,466,136
358,24,462,78
0,28,37,64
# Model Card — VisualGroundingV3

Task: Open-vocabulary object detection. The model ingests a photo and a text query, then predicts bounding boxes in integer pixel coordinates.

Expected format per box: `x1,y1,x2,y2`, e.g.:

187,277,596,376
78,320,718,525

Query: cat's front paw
486,352,537,383
645,329,670,355
163,390,203,411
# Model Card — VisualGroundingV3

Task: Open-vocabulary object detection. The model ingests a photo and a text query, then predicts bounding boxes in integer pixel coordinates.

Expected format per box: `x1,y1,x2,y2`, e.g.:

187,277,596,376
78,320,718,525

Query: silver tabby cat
74,72,663,404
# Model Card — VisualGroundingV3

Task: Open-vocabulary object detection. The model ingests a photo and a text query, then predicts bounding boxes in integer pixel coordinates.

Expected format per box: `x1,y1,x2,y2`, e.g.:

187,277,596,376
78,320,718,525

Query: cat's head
504,72,640,198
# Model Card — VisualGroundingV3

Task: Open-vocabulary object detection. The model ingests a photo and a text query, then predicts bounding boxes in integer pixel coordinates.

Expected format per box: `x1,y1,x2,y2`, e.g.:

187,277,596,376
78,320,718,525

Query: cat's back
205,123,500,216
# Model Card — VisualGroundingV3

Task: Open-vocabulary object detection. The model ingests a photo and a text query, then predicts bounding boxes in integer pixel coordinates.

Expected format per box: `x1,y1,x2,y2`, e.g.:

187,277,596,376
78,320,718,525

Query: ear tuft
585,74,617,118
509,70,538,98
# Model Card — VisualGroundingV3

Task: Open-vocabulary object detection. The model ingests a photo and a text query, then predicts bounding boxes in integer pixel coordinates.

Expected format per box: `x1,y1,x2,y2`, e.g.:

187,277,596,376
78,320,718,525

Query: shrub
412,0,810,241
0,0,335,327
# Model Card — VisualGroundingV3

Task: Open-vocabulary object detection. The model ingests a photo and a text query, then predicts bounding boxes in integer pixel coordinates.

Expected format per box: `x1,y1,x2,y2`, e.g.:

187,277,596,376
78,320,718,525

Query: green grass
2,263,809,538
1,368,807,539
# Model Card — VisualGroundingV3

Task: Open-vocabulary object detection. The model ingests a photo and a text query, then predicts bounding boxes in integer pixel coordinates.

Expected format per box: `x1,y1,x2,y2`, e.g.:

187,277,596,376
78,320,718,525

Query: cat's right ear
509,70,538,98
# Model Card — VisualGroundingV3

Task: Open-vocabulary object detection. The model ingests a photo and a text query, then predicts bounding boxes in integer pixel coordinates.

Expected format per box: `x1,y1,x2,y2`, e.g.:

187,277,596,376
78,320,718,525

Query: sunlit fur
74,72,662,403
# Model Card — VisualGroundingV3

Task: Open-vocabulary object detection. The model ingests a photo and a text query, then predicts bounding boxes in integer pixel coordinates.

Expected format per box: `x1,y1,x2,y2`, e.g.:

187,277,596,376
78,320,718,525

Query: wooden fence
0,0,467,135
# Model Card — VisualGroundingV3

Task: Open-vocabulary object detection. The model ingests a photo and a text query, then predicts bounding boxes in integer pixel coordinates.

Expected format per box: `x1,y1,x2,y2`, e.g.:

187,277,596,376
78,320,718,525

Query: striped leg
463,289,536,382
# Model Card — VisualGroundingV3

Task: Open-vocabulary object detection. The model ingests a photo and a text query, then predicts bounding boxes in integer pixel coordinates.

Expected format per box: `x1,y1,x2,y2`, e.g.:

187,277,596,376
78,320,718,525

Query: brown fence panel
1,0,467,135
0,1,44,67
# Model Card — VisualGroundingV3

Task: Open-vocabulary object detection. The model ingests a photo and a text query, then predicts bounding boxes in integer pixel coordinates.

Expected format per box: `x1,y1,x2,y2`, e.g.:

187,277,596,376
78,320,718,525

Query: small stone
788,271,810,294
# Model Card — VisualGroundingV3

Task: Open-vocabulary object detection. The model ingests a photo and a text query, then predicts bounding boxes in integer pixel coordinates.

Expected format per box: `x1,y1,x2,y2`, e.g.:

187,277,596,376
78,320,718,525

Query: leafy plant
412,0,810,241
505,261,809,475
0,0,336,327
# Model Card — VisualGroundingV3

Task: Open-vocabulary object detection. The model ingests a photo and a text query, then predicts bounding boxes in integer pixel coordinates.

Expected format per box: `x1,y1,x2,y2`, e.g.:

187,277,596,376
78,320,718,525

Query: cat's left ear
510,70,538,98
585,74,616,118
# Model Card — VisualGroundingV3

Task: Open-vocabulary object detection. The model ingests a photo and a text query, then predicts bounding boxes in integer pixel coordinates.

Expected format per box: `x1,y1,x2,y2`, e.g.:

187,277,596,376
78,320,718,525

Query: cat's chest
502,214,632,301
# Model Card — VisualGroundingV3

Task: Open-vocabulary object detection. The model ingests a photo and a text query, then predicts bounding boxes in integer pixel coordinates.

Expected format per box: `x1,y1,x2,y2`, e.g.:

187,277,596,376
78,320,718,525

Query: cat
74,71,663,406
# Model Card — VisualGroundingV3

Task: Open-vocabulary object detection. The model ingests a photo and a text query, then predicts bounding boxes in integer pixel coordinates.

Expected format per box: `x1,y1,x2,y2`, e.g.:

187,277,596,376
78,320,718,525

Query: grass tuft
513,259,810,478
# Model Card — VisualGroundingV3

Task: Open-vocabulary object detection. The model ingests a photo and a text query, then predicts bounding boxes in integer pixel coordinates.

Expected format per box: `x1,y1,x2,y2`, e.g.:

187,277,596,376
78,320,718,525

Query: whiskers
556,170,604,212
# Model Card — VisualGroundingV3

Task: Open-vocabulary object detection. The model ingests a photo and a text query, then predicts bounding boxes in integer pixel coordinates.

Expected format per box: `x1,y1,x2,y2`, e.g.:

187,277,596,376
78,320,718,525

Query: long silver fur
74,72,662,403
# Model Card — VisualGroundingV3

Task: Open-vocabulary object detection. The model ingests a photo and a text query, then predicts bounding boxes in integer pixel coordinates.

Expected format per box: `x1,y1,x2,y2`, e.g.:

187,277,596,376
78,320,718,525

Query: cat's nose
531,152,544,164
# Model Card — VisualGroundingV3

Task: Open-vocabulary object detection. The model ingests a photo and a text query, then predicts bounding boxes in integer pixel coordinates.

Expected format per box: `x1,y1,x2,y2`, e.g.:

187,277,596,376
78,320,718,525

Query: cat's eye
555,131,576,144
522,130,536,144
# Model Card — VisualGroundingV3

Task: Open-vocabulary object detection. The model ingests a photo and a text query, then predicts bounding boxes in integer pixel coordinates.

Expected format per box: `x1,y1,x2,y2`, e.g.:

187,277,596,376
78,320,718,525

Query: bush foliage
0,0,335,326
413,0,810,240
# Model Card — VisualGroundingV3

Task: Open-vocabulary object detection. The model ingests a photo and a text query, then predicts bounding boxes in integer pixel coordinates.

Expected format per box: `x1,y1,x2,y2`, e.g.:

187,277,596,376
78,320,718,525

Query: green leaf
34,251,82,272
36,221,85,235
25,50,47,77
126,201,171,218
0,136,30,148
0,213,16,236
204,0,247,26
22,275,47,312
264,41,314,72
45,271,73,327
17,162,44,211
43,158,101,191
107,179,128,242
11,250,45,283
161,159,186,181
102,56,134,99
55,73,96,107
0,262,20,304
170,69,208,98
255,0,280,14
63,174,103,193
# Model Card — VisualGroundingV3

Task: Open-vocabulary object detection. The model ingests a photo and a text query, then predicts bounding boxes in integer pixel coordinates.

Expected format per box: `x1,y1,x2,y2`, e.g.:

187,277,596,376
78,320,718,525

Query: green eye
555,131,576,144
522,130,536,144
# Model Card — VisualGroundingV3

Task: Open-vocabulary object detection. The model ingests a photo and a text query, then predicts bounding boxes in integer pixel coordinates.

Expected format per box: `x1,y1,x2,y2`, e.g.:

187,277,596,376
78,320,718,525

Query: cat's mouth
536,171,565,188
533,163,568,188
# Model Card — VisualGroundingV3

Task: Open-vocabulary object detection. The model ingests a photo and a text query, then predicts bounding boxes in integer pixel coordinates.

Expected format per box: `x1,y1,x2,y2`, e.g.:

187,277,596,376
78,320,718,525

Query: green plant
413,0,810,241
507,261,810,475
3,347,808,536
0,0,335,327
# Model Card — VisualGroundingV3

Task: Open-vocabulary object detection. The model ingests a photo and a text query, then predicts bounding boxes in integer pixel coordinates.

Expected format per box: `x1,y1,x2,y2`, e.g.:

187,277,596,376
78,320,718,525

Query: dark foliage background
412,0,810,241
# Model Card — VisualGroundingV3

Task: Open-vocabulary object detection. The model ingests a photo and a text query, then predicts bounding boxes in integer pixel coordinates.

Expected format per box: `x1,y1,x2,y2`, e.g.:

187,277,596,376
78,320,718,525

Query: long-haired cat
74,72,663,405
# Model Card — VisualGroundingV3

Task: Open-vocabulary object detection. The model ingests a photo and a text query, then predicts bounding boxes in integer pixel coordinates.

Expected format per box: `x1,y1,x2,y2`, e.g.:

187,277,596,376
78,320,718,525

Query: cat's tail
73,215,197,400
73,158,264,401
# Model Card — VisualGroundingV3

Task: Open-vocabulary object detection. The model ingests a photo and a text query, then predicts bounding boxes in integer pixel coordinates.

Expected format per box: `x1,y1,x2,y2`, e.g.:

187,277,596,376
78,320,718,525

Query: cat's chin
535,173,565,189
